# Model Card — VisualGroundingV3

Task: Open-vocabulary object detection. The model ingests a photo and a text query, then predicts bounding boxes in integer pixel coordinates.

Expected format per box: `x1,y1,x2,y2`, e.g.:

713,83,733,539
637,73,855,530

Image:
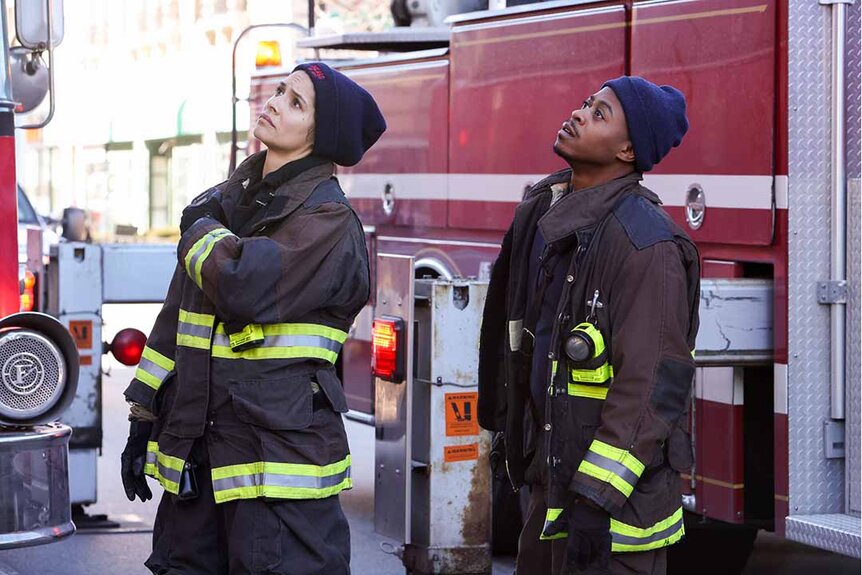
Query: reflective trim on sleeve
183,227,234,289
144,441,183,495
577,439,645,499
176,309,216,350
611,507,685,552
210,455,353,503
539,507,568,540
211,323,348,364
134,346,175,391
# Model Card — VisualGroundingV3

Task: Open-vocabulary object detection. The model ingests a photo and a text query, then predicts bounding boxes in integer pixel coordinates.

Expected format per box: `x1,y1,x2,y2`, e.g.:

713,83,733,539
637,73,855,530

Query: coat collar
538,171,656,244
221,151,336,230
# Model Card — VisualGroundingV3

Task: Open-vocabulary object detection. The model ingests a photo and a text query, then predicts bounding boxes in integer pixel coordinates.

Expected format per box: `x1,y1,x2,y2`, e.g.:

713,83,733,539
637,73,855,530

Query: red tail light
110,328,147,366
372,316,405,383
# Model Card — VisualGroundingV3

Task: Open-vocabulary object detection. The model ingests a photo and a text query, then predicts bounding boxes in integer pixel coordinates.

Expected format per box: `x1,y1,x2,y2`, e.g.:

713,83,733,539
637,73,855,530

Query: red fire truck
0,0,151,549
245,0,861,567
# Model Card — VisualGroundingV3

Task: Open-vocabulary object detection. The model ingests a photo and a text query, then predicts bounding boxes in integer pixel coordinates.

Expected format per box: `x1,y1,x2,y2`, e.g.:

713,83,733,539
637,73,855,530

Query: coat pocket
315,369,349,413
229,375,313,430
666,420,694,473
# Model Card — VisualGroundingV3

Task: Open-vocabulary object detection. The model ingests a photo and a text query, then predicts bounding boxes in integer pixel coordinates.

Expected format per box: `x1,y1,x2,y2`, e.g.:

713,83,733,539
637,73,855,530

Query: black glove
179,194,227,235
543,499,611,571
121,420,153,502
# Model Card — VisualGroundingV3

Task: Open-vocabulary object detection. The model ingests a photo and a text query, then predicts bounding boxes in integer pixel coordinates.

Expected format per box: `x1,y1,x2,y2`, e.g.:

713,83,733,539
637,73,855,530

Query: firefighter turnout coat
124,152,369,504
478,170,700,553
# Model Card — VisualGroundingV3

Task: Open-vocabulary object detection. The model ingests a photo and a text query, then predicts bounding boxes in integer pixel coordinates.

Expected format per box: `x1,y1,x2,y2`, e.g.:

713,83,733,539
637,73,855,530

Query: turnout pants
146,442,350,575
516,485,666,575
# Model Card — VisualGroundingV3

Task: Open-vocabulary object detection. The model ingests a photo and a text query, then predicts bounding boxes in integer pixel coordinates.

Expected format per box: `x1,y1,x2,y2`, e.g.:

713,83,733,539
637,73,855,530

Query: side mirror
15,0,65,50
9,47,49,113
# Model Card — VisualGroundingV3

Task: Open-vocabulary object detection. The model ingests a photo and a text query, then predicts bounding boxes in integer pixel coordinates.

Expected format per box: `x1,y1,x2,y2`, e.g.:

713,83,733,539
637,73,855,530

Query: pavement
0,304,858,574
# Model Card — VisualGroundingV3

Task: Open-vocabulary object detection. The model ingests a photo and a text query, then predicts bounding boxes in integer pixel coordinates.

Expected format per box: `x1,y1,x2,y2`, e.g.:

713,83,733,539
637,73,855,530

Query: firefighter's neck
569,164,635,192
262,148,313,178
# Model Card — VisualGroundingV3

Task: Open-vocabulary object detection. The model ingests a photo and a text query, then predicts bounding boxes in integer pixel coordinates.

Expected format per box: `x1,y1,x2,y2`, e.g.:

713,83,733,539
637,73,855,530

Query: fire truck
244,0,861,568
0,0,155,549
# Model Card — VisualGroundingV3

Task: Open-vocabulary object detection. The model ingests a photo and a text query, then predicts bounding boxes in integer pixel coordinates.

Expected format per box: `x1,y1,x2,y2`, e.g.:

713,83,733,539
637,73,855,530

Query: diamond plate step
786,513,861,558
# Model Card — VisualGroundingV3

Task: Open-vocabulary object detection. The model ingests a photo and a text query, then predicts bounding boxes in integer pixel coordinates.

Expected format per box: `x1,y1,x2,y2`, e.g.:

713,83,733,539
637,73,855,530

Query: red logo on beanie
307,64,326,80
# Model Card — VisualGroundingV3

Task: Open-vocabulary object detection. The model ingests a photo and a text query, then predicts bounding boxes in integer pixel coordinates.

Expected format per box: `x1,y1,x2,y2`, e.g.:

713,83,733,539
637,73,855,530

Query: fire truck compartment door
448,4,627,232
631,0,778,246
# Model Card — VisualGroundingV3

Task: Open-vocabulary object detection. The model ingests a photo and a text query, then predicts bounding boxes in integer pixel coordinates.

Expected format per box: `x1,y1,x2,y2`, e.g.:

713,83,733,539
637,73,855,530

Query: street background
0,305,857,574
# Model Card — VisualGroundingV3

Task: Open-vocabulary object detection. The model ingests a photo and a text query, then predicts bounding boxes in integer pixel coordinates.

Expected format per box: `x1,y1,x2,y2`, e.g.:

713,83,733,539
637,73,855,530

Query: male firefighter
120,62,385,574
478,77,700,575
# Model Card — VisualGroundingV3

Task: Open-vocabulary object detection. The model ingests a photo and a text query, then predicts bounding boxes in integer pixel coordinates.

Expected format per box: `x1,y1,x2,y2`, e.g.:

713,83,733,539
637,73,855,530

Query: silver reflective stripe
611,516,684,547
583,450,639,488
212,467,351,493
178,321,213,339
138,357,170,381
146,451,157,466
211,333,343,353
157,461,182,485
188,229,230,275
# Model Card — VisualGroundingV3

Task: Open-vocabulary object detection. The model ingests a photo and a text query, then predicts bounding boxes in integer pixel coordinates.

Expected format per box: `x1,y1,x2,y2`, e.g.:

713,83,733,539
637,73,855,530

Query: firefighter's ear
617,141,635,165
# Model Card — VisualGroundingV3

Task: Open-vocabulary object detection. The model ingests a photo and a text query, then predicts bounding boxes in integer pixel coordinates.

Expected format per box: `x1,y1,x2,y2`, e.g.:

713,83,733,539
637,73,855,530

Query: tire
668,512,757,575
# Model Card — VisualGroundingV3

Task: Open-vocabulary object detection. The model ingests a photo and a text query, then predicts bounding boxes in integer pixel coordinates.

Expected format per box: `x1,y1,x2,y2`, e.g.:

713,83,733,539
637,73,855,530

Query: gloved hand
121,420,153,502
179,194,227,235
543,499,611,571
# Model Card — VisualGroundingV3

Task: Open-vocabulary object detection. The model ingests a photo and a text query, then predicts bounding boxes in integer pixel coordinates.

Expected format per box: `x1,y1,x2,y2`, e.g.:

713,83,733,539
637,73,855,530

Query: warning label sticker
444,443,479,463
69,320,93,350
445,392,479,437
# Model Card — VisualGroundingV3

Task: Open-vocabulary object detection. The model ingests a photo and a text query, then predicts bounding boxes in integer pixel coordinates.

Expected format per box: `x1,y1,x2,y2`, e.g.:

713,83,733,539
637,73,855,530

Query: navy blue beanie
603,76,688,172
293,62,386,167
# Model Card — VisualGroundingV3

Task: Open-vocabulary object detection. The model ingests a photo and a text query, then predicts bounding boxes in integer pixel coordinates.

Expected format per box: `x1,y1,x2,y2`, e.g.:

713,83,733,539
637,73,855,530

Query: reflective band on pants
210,456,353,503
611,507,685,552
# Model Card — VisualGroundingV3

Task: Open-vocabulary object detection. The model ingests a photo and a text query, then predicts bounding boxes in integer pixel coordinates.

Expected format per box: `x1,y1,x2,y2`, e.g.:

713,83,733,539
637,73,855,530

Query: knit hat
602,76,688,172
293,62,387,167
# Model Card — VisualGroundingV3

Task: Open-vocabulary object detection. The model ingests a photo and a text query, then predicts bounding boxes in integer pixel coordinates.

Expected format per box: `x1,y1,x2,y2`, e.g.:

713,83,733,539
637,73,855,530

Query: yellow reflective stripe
211,456,352,481
213,479,353,503
177,333,211,350
211,344,339,363
142,346,175,371
183,228,231,277
135,368,162,390
691,349,696,358
589,439,645,478
611,507,685,552
568,383,609,400
178,308,216,326
578,459,635,497
570,363,614,384
211,456,353,503
193,230,232,288
539,507,568,540
144,441,182,494
215,322,349,343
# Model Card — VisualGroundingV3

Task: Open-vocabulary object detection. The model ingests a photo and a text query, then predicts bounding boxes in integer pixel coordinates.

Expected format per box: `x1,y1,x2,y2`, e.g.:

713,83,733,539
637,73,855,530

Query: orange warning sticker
69,320,93,350
79,355,93,366
444,443,479,463
445,392,479,437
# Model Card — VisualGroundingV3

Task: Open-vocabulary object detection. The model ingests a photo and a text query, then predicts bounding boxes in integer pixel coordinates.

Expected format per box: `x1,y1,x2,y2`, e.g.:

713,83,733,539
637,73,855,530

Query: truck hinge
816,280,847,304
